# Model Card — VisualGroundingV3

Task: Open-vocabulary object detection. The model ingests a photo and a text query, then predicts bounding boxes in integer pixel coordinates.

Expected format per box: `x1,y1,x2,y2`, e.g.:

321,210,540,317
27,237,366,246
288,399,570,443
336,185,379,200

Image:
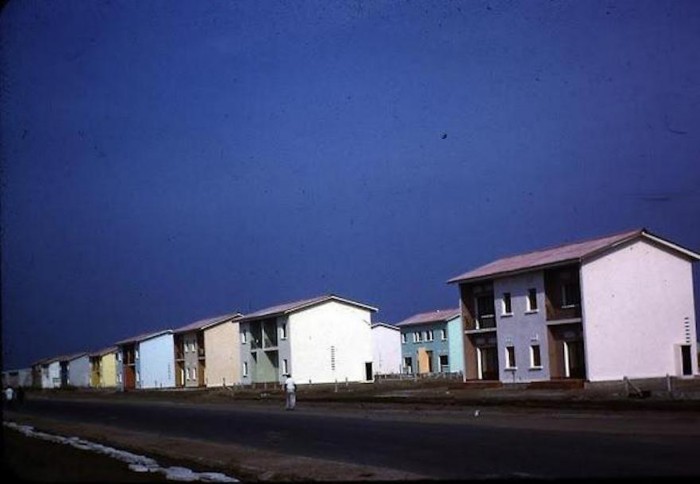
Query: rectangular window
440,329,447,341
117,373,122,383
117,352,122,362
427,330,434,341
505,346,516,369
243,361,248,377
415,332,421,343
530,345,542,368
241,331,247,344
502,292,512,314
282,358,289,375
280,323,287,340
527,288,538,311
401,333,407,344
562,283,581,307
135,349,139,359
136,371,141,383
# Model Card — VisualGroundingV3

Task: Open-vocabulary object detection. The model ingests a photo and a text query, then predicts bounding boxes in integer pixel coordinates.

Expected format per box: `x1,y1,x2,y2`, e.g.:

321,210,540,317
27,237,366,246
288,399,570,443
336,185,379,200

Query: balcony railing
475,314,496,330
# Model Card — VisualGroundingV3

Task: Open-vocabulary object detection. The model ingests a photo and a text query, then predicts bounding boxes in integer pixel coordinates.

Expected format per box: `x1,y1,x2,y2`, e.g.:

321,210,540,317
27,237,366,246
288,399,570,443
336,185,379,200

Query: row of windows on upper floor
240,322,287,345
476,284,580,318
401,328,447,344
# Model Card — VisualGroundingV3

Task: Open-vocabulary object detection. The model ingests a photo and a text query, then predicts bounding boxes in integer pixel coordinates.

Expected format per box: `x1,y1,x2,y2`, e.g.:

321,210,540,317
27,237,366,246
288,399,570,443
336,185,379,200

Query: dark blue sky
2,0,699,369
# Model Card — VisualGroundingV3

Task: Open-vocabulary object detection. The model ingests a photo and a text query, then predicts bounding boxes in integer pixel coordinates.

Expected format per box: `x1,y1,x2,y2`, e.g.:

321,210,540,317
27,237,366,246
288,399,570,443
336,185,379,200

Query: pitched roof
114,329,172,346
395,308,461,327
173,312,243,334
239,294,378,322
447,228,700,284
371,322,400,331
88,346,118,358
42,351,89,364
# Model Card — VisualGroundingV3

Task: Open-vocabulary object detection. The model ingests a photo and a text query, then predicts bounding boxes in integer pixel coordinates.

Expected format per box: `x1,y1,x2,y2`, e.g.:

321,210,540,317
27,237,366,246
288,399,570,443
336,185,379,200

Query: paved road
12,398,700,479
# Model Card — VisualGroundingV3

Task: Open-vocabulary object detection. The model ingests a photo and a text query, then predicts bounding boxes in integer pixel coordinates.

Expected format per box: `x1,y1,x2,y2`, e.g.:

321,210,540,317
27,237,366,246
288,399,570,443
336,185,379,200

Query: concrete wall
372,325,401,375
494,271,550,383
67,355,91,387
289,301,373,384
204,320,241,387
447,316,465,374
239,315,291,384
581,239,698,381
138,334,175,389
47,361,61,388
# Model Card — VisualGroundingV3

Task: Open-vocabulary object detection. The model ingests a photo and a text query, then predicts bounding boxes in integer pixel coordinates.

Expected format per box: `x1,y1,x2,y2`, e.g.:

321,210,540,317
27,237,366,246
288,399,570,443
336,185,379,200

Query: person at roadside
284,374,296,411
4,385,15,409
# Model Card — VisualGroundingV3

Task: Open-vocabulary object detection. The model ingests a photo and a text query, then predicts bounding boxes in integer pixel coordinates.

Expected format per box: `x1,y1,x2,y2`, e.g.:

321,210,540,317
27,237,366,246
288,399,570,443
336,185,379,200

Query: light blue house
115,329,175,390
396,308,464,376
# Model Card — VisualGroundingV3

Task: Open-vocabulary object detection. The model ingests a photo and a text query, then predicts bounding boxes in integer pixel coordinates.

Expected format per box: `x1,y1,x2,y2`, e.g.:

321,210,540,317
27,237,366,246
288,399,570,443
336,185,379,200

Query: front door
566,340,586,379
681,345,692,376
365,362,373,381
479,346,499,380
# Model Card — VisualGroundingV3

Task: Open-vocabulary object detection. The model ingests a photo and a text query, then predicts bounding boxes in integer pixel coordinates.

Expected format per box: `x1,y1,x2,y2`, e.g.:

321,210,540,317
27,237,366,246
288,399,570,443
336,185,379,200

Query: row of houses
11,228,700,390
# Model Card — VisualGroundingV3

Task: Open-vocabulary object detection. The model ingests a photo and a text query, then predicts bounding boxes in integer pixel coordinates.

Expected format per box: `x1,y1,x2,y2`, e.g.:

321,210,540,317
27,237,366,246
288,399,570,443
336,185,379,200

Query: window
282,358,289,375
439,355,449,372
422,331,428,342
136,371,141,383
527,288,538,311
135,349,140,359
241,331,247,344
415,332,422,343
180,368,185,382
476,293,496,328
562,283,581,307
117,352,122,362
280,322,287,340
530,345,542,368
401,333,407,344
243,361,248,377
427,330,434,341
505,346,516,369
502,292,512,314
441,329,447,341
117,373,122,384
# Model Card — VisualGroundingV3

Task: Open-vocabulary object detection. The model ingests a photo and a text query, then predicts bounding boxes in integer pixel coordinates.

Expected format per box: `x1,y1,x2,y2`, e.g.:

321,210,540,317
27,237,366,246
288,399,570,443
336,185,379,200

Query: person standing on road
284,374,296,411
4,385,15,409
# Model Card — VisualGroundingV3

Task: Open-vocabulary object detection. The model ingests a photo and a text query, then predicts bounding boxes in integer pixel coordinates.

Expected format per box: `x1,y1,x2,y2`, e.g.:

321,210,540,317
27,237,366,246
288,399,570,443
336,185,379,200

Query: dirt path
4,411,427,481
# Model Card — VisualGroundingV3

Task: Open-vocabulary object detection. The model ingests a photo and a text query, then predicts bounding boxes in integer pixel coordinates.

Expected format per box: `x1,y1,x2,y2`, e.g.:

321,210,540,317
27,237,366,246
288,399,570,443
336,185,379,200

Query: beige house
89,346,118,388
173,312,243,388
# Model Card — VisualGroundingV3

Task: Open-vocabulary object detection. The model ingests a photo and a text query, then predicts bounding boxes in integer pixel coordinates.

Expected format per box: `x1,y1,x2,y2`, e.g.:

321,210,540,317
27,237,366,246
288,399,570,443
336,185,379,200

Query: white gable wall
372,325,401,375
581,239,698,381
138,334,175,389
289,301,373,384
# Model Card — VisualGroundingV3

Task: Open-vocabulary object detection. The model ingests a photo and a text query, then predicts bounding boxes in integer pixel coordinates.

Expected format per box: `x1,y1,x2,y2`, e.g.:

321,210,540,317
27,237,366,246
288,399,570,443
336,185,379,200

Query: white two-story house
239,294,378,385
448,228,699,383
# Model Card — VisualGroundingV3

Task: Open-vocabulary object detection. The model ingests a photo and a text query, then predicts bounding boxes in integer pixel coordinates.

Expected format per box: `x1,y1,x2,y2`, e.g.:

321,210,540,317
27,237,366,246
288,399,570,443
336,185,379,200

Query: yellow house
89,346,118,388
173,312,243,388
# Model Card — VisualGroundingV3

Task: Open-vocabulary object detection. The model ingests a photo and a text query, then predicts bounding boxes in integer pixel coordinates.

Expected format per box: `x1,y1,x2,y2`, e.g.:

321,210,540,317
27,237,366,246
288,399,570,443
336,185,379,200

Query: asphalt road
11,398,700,479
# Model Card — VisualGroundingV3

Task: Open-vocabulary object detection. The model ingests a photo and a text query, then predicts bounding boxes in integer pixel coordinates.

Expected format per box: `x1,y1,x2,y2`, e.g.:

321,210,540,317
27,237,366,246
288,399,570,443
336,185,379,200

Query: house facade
396,309,463,375
371,322,402,375
2,368,32,388
66,353,91,387
239,294,377,385
116,330,175,390
448,228,699,383
173,312,242,388
89,347,118,388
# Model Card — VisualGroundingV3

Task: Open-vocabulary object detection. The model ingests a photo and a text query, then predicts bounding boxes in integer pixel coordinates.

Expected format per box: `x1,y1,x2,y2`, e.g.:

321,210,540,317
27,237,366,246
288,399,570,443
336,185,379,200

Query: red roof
239,294,377,322
173,312,243,334
447,228,699,284
395,308,461,327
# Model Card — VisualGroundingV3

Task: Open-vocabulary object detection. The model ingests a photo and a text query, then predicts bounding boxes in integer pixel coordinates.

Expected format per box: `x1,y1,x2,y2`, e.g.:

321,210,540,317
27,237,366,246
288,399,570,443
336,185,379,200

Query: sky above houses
2,0,699,369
